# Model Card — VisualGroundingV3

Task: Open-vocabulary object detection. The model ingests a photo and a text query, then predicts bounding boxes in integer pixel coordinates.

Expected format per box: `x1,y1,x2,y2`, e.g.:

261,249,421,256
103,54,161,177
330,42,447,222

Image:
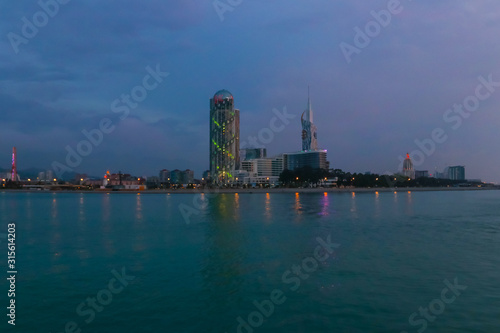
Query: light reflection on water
265,192,272,219
2,191,500,332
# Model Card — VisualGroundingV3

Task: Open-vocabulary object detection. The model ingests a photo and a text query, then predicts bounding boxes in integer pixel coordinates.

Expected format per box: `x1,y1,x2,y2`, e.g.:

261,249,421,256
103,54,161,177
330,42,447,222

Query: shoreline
1,187,498,194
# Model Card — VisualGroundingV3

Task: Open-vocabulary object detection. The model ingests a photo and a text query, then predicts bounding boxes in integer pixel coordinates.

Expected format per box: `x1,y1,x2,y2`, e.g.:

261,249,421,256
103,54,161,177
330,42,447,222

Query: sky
1,0,499,182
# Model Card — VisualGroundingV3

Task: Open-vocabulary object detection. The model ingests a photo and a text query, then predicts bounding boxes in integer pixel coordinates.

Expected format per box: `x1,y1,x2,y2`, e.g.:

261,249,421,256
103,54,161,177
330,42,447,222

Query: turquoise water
1,190,500,333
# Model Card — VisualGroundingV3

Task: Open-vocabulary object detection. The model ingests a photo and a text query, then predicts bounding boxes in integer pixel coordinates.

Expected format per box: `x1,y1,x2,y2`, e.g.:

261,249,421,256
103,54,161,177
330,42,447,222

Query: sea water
0,190,499,333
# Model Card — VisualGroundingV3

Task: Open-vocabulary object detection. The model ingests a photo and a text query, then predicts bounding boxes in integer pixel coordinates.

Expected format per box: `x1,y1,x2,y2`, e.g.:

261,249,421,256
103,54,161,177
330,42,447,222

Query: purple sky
1,0,499,182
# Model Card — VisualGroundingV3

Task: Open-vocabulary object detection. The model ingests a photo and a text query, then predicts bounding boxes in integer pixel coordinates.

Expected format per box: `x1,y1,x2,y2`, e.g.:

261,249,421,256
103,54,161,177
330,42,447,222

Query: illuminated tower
402,153,415,179
11,147,17,182
301,89,318,151
210,89,240,185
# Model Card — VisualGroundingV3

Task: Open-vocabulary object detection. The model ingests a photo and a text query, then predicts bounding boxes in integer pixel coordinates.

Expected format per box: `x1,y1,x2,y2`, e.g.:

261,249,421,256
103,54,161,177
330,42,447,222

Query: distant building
169,169,194,184
159,169,170,183
36,170,54,182
301,91,318,151
283,150,328,171
415,170,429,178
46,170,54,182
241,148,267,161
107,173,140,186
183,169,194,184
146,176,160,188
448,166,465,181
280,92,328,172
271,155,284,177
234,155,284,186
402,153,415,179
210,89,240,185
434,172,444,179
170,169,182,184
240,156,284,177
202,170,210,181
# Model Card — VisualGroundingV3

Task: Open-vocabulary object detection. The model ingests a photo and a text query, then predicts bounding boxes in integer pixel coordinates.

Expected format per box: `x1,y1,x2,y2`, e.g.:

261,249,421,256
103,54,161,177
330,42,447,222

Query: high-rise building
159,169,171,183
402,153,415,179
282,91,328,171
301,90,318,151
170,169,182,184
210,89,240,185
283,150,328,171
183,169,194,184
448,166,465,181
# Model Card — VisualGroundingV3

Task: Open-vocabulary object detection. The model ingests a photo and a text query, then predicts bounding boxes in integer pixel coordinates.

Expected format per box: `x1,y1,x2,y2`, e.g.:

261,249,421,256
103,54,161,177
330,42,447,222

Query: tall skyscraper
402,153,415,179
210,89,240,185
301,90,318,151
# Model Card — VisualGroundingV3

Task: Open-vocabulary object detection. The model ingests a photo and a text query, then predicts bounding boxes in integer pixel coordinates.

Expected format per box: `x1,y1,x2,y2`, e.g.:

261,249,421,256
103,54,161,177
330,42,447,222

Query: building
170,169,183,184
271,155,284,177
448,166,465,181
301,91,318,151
183,169,194,184
283,150,328,171
159,169,170,183
46,170,54,182
281,92,328,172
240,156,284,177
415,170,429,178
241,148,267,161
402,153,415,179
146,176,160,188
210,89,240,185
169,169,194,185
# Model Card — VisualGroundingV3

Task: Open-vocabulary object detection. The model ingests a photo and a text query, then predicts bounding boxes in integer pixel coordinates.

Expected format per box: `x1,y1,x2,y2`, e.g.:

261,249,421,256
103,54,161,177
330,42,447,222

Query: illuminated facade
11,147,17,182
210,89,240,185
402,153,415,179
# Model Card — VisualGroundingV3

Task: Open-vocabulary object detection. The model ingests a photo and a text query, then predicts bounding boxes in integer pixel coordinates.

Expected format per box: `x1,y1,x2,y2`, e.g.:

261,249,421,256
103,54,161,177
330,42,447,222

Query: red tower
11,147,17,182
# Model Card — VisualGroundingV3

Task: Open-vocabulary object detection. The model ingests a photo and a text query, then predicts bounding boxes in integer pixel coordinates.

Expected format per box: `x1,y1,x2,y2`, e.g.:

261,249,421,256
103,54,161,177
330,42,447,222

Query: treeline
279,167,469,188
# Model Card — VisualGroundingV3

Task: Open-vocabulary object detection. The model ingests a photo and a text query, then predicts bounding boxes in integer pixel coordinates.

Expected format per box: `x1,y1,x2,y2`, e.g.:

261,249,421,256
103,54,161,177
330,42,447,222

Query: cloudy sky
1,0,499,182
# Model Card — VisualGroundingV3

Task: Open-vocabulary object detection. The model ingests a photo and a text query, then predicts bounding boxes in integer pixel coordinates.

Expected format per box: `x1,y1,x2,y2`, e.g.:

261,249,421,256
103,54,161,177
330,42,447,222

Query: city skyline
1,1,500,182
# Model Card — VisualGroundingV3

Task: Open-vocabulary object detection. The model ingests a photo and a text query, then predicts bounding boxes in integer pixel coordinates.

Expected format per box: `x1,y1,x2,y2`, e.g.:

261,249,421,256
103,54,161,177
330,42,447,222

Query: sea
0,190,499,333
